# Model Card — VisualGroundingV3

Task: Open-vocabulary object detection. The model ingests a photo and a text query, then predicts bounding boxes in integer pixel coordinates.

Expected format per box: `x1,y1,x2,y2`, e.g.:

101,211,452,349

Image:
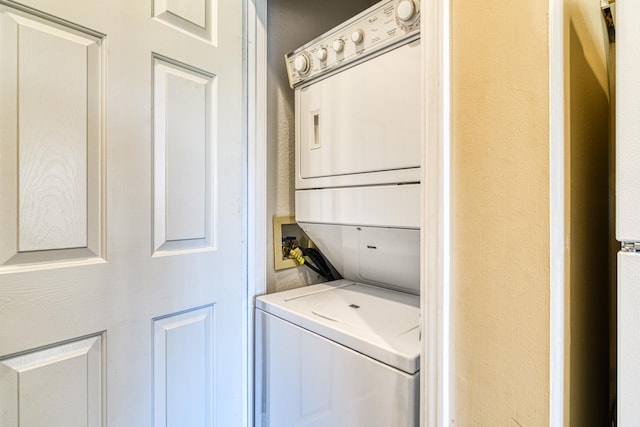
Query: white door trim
245,0,268,425
420,0,452,425
548,0,565,425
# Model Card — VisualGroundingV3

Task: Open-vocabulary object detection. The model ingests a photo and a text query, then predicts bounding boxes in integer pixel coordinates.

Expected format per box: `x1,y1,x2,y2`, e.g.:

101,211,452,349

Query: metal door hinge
621,242,640,253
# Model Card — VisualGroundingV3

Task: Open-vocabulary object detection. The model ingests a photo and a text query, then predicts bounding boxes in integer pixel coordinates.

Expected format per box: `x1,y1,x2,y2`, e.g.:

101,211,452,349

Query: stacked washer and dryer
255,1,422,425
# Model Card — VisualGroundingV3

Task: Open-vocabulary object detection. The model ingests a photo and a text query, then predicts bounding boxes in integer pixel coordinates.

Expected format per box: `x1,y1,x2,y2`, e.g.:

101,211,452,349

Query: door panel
153,55,214,251
153,0,216,43
17,20,89,252
0,5,103,265
0,334,103,427
153,306,214,427
0,0,244,425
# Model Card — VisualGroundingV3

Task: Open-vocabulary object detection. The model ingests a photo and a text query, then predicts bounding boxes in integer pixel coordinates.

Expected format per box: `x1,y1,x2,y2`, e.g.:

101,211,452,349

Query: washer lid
256,280,420,374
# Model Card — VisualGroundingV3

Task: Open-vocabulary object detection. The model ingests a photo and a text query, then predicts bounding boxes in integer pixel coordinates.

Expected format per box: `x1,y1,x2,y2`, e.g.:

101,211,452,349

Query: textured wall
450,1,551,424
266,0,377,293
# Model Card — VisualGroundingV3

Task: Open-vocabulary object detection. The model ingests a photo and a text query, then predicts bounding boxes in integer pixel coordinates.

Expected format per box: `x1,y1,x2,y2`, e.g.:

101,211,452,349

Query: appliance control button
293,54,310,74
332,39,345,53
351,29,364,44
396,0,416,21
316,47,328,61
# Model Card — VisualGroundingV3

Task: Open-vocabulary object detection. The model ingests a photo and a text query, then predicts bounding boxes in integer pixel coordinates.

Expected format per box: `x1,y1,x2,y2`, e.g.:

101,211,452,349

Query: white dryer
256,1,422,425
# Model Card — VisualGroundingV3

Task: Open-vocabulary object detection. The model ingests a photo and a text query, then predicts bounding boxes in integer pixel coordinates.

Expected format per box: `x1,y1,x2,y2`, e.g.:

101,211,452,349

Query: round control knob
396,0,416,21
316,48,328,61
332,39,345,53
293,54,310,74
351,29,364,44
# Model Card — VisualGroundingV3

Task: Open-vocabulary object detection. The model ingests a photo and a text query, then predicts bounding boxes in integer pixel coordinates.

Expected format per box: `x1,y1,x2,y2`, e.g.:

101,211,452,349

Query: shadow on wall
567,19,611,427
265,0,380,293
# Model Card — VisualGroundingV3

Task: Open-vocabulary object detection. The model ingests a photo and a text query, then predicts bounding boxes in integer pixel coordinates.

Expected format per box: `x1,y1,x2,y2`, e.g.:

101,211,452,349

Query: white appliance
617,1,640,423
255,281,420,427
255,1,422,426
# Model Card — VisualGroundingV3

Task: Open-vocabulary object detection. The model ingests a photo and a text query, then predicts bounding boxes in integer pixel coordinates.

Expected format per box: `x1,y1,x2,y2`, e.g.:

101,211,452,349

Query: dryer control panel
284,0,420,88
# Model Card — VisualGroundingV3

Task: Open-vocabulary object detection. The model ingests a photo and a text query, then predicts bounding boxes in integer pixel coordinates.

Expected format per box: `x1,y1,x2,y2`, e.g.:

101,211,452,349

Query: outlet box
273,215,313,270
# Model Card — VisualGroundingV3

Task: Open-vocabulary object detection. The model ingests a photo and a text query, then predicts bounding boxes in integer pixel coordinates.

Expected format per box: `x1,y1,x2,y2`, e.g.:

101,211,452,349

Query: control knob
293,53,311,74
332,39,345,53
351,29,364,44
316,47,328,61
396,0,416,22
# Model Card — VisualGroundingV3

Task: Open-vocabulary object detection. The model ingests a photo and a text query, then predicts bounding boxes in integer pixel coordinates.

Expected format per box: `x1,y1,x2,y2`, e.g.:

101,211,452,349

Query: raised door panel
152,56,215,253
0,334,103,427
167,0,205,28
153,0,216,43
0,5,103,267
153,306,214,427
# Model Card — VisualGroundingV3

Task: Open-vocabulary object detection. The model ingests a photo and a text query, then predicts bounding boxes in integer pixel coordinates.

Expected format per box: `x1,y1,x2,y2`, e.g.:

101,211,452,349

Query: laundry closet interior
258,0,424,425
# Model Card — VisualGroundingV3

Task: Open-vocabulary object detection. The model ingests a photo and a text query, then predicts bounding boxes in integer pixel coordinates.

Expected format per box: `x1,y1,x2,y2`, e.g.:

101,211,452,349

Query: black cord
301,247,334,281
305,248,332,277
302,260,324,277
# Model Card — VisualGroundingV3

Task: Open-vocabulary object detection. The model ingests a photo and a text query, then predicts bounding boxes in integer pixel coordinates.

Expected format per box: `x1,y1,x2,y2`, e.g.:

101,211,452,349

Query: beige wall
450,1,551,424
266,0,376,293
564,1,611,425
450,0,611,424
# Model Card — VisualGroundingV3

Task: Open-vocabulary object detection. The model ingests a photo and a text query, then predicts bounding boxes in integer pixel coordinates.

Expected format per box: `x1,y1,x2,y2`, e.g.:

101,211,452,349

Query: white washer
255,280,419,427
256,1,421,425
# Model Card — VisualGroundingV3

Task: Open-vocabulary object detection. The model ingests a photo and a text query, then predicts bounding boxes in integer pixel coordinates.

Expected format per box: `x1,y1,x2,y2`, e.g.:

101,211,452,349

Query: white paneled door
0,0,245,425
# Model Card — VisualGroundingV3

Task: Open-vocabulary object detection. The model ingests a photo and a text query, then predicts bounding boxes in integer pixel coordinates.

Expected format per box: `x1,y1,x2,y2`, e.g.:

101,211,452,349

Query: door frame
244,0,268,425
244,0,453,425
420,0,452,425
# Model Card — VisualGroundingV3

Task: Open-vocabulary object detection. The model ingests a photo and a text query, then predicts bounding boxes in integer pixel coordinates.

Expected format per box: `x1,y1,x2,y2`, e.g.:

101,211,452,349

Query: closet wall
266,0,377,293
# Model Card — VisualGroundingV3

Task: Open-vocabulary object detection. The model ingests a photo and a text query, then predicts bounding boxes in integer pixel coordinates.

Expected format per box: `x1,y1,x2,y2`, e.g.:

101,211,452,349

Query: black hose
302,260,324,277
305,248,332,276
301,247,334,281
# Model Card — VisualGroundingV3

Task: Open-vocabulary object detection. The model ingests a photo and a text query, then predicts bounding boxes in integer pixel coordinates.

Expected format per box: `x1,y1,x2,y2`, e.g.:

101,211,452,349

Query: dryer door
295,41,421,189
